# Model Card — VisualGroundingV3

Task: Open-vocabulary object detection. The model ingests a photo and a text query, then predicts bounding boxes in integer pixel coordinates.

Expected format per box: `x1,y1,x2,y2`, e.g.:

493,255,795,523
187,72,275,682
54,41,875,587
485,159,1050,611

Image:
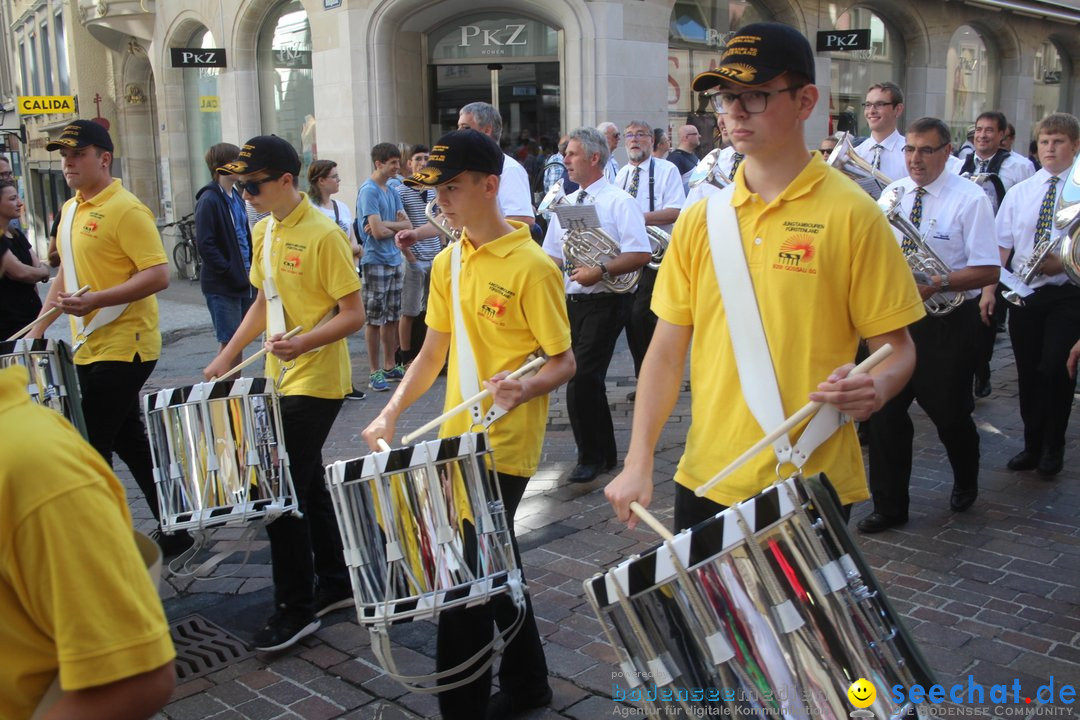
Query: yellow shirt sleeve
116,205,168,271
848,209,926,338
652,199,702,327
317,226,363,300
519,263,572,356
249,217,270,290
425,249,451,334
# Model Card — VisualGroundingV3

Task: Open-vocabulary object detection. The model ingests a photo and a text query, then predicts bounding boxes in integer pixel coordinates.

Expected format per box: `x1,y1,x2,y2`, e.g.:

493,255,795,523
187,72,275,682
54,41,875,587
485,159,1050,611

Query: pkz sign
816,29,871,52
170,47,227,68
458,23,528,48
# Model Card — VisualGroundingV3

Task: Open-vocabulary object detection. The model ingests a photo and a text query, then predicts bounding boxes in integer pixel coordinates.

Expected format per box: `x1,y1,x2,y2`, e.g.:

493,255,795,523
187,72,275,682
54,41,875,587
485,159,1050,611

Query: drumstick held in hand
630,501,675,541
400,355,547,444
376,439,392,452
6,285,91,341
695,343,894,497
213,326,302,382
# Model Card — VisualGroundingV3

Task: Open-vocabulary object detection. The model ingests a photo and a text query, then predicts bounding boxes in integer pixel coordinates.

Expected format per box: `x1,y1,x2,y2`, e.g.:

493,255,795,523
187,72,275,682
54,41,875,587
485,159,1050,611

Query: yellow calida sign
199,96,220,112
18,96,76,115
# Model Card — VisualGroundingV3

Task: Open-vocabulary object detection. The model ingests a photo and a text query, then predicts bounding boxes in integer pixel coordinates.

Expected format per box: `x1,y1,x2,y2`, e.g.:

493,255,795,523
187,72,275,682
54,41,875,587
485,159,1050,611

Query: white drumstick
630,501,675,541
6,285,91,341
400,355,547,445
376,438,392,452
695,343,894,497
213,326,302,382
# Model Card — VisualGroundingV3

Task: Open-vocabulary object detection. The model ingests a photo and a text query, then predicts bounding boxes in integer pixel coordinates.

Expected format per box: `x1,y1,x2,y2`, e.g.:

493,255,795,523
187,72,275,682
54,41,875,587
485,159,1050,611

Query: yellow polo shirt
653,155,924,506
426,222,571,478
59,180,167,364
250,194,361,399
0,366,175,719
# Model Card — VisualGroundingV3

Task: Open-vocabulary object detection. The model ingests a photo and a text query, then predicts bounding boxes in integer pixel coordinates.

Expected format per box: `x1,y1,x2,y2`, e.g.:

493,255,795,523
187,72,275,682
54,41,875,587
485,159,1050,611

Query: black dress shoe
950,487,978,512
1038,447,1064,476
484,685,553,719
973,378,991,398
1007,449,1039,471
567,462,604,484
856,512,907,534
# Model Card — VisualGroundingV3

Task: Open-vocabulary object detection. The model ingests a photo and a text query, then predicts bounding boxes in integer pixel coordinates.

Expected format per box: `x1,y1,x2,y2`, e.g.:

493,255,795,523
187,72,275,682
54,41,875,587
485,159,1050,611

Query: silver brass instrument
1002,226,1058,307
545,181,641,294
424,198,461,242
687,148,732,190
1055,152,1080,285
827,131,894,196
960,172,1003,214
878,186,963,316
646,226,670,271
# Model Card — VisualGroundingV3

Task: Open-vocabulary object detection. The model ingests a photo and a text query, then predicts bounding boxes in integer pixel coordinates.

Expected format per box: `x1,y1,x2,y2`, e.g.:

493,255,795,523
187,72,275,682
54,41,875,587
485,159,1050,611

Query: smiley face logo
848,678,876,708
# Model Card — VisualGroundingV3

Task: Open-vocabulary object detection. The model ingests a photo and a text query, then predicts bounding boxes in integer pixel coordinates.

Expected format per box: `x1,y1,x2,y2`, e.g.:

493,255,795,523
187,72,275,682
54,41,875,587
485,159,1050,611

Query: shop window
946,25,997,144
258,0,315,176
826,7,902,138
182,27,223,202
1033,41,1064,121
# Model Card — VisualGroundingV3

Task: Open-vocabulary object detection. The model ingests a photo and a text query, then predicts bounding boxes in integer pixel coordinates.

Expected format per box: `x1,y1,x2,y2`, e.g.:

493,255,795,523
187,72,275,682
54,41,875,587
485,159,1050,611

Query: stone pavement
104,283,1077,719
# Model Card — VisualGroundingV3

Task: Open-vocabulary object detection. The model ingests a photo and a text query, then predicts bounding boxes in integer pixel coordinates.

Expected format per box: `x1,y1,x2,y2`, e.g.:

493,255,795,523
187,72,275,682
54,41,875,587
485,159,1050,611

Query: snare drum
326,431,526,693
584,475,934,720
143,377,297,533
0,338,86,439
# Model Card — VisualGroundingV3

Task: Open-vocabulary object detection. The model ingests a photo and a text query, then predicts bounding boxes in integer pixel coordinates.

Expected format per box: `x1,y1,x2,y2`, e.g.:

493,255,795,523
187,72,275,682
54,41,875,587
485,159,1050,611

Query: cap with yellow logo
404,129,504,188
692,22,816,91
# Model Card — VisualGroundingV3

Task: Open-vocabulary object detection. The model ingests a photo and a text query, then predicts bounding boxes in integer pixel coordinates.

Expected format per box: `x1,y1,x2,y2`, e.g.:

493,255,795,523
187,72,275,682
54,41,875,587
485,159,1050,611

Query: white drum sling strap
704,188,842,472
58,200,129,353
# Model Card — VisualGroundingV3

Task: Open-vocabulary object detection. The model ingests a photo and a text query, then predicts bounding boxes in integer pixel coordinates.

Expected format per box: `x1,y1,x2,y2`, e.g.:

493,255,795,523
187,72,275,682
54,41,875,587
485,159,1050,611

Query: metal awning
959,0,1080,24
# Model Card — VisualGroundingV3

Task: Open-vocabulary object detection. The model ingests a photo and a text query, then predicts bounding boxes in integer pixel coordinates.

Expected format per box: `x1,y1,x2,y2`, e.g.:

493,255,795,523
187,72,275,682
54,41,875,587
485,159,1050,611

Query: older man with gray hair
597,121,621,182
542,126,651,484
457,102,535,227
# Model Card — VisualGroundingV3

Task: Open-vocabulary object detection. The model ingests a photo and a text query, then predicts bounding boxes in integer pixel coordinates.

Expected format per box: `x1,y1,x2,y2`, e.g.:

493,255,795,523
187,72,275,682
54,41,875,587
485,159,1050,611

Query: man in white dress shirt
613,120,686,381
598,122,621,182
861,116,1000,533
854,82,907,191
543,126,651,484
993,112,1080,477
458,102,535,229
960,111,1035,201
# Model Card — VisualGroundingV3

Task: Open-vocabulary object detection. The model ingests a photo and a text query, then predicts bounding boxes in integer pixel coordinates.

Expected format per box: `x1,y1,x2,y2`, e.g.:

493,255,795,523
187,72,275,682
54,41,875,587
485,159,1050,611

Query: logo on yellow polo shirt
481,294,508,322
774,221,822,275
83,220,99,233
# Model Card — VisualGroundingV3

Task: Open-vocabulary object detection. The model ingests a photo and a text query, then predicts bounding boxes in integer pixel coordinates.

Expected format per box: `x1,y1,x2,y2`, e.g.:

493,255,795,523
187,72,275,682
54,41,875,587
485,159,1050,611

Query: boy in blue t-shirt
356,143,411,391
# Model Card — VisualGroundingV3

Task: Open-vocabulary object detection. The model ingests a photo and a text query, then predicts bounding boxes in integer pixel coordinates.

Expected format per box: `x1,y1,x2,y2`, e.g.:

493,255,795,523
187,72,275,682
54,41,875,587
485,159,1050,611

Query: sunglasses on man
238,173,284,196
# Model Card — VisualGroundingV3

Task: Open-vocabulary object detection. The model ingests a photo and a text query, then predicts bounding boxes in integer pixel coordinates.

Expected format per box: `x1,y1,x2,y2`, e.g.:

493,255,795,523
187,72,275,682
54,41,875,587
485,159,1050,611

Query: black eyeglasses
238,173,284,196
862,101,898,110
708,85,805,115
902,143,949,156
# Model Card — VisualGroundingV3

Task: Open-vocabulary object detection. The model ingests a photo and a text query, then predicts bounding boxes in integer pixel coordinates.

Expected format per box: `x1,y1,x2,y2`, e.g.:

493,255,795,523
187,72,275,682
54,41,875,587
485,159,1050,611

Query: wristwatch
599,262,610,280
938,274,951,291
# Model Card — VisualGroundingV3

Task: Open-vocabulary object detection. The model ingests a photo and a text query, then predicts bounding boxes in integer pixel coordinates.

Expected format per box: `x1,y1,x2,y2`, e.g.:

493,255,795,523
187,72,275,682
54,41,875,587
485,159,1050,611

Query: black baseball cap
46,119,114,153
692,22,816,91
217,135,301,176
404,129,504,187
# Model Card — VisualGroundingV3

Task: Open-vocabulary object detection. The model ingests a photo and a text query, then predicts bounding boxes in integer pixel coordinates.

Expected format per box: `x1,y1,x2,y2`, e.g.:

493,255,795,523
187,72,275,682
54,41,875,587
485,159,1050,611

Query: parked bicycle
159,213,199,281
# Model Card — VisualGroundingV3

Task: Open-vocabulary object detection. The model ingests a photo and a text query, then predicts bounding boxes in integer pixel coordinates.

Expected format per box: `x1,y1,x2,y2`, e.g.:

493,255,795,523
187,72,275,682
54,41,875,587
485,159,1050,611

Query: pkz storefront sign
170,47,227,68
816,29,871,52
430,14,558,61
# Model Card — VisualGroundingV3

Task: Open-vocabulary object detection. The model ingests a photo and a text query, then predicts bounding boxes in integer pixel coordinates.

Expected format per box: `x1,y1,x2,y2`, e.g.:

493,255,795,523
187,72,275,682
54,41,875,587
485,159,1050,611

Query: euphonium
545,183,640,293
646,226,670,271
424,198,461,241
877,186,963,316
827,131,894,196
1002,229,1057,306
1054,152,1080,285
687,149,732,190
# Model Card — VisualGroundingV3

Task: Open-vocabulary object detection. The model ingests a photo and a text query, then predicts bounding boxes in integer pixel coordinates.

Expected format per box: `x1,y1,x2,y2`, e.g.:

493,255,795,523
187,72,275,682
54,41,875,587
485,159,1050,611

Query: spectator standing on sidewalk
357,143,412,392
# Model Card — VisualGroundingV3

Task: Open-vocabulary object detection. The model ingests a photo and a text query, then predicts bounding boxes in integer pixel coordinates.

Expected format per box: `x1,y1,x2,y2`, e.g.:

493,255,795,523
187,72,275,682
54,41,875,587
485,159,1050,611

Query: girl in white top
307,159,361,263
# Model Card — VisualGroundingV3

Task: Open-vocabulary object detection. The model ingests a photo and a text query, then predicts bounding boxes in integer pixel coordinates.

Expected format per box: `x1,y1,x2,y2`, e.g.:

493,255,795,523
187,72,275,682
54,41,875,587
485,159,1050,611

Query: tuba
424,198,461,242
1055,152,1080,286
687,148,732,190
545,181,641,293
645,226,670,271
878,186,964,316
827,131,894,196
1002,228,1058,306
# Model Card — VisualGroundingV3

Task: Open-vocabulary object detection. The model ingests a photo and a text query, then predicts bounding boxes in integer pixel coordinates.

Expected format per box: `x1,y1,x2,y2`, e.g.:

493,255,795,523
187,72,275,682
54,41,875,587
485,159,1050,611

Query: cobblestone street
99,282,1079,720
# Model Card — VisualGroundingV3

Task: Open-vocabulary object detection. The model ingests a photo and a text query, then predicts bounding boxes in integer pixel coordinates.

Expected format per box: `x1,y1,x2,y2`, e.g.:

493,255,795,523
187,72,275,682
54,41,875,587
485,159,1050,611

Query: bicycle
159,213,199,281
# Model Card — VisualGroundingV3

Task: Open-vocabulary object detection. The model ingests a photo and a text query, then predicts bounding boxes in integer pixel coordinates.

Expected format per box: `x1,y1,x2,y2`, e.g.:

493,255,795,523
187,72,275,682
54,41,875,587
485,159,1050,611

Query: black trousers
566,293,629,466
267,395,349,612
674,482,852,532
1007,283,1080,455
437,472,549,719
624,266,658,377
974,284,1007,385
867,300,982,517
76,357,160,521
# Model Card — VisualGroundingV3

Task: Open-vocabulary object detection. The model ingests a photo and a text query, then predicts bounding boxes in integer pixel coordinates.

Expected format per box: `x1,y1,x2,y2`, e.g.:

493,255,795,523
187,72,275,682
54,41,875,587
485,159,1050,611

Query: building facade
5,0,1080,251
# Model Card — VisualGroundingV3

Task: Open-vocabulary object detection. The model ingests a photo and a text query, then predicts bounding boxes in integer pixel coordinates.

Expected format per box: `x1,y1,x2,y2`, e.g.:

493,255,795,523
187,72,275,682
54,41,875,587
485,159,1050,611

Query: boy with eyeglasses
604,23,922,532
204,135,366,651
854,82,907,187
862,117,999,532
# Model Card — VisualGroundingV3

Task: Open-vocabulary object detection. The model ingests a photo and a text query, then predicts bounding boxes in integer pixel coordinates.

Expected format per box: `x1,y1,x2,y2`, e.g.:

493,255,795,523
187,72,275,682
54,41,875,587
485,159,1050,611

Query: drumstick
695,343,894,497
400,355,547,445
6,285,91,341
376,439,392,452
213,326,302,382
629,501,675,541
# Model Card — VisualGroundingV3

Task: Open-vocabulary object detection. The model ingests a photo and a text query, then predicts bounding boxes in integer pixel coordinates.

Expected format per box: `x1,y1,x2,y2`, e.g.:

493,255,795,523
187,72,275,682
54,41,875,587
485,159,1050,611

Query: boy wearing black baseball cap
605,23,923,531
204,135,366,651
363,129,575,718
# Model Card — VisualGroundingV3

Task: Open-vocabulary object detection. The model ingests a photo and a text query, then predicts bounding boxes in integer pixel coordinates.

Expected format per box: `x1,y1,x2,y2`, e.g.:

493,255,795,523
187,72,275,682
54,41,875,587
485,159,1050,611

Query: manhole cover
170,614,254,681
